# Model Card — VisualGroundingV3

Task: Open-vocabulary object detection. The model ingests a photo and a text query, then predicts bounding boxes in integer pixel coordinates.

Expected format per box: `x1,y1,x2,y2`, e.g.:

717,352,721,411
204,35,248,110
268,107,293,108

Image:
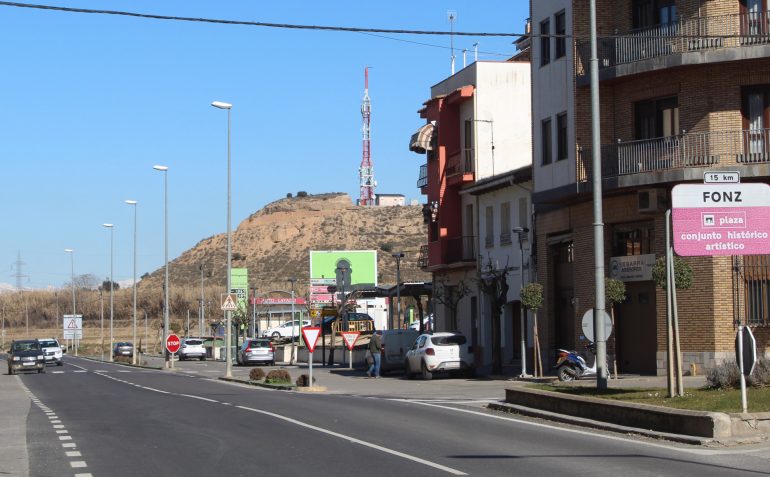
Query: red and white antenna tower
359,67,375,206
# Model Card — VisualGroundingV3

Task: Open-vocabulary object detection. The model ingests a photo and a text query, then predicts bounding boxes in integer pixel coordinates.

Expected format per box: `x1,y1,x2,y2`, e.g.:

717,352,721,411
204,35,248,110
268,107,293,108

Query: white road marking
178,394,219,403
53,424,65,429
70,461,87,468
59,436,72,441
74,474,93,477
235,405,467,475
66,451,82,457
56,430,68,434
50,420,61,424
52,371,64,374
62,443,77,448
74,370,86,373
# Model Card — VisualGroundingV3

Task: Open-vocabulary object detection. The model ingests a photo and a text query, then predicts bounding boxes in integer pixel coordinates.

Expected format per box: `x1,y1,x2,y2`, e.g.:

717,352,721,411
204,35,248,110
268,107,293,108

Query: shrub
265,369,292,384
652,256,693,290
296,374,316,387
297,191,308,197
249,367,266,381
749,357,770,388
520,283,544,311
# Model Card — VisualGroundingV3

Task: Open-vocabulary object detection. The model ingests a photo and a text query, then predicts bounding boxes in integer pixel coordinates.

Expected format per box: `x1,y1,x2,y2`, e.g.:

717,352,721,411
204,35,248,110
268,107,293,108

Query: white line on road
178,394,219,403
70,461,87,468
58,436,72,441
66,451,82,457
74,473,93,477
62,443,77,448
234,405,467,475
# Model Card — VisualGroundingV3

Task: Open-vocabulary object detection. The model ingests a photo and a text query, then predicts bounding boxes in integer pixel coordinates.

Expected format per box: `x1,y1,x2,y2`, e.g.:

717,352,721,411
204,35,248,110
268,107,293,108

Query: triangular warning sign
221,294,238,311
302,327,322,353
67,319,78,329
340,331,360,351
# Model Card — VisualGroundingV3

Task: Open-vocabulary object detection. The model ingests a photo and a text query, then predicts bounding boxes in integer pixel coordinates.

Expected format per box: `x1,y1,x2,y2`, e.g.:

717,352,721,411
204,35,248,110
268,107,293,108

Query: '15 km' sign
672,183,770,256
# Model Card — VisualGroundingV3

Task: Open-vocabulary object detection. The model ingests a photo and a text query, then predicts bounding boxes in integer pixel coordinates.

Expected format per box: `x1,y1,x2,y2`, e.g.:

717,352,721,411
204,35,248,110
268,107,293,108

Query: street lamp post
211,100,234,378
288,278,297,365
103,224,114,362
153,165,170,368
513,227,530,378
125,200,138,365
64,249,77,355
391,252,405,329
199,265,205,338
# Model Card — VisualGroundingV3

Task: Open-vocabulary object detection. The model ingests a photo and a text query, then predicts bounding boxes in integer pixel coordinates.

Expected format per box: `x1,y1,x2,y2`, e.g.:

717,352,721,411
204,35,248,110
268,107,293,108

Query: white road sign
221,293,238,311
63,315,83,339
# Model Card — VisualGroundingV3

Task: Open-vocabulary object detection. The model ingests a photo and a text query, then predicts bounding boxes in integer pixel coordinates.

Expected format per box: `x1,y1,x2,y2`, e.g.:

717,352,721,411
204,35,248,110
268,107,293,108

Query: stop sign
166,334,181,354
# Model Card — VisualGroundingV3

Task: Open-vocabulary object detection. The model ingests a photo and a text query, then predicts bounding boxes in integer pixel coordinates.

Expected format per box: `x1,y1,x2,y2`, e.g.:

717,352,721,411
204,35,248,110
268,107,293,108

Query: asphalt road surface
7,356,770,476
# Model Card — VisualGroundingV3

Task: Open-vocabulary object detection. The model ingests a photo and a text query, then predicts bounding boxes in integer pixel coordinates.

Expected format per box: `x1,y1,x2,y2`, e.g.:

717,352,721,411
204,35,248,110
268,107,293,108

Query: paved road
3,356,770,476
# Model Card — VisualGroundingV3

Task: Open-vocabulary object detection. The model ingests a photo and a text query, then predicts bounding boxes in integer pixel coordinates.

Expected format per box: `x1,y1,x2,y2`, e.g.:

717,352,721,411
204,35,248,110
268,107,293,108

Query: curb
218,376,297,391
78,356,162,371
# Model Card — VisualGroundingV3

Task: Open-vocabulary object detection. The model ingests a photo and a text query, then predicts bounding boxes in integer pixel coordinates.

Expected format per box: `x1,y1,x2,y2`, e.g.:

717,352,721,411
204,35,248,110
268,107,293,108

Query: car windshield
185,340,203,346
250,340,271,348
12,341,40,352
432,335,467,346
117,343,132,347
39,340,58,347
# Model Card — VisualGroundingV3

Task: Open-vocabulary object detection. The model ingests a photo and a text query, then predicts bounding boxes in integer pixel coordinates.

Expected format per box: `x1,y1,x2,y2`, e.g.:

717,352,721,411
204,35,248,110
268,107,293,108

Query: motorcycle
554,342,597,381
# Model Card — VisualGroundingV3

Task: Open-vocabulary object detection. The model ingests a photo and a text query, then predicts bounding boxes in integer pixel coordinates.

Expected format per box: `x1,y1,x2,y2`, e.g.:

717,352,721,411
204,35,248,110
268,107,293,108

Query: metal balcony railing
576,13,770,76
577,128,770,183
417,244,429,268
446,236,477,264
417,163,428,188
446,149,475,176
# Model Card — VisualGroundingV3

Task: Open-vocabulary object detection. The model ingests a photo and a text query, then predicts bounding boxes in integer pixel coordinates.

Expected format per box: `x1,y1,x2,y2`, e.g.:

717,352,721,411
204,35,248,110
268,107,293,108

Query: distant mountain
138,193,430,297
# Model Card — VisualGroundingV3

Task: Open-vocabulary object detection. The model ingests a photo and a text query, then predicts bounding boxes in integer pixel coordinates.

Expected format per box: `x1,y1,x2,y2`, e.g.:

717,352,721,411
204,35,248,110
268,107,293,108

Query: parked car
237,338,275,366
321,313,374,333
379,329,419,375
113,342,134,358
179,338,206,361
7,339,45,375
262,320,310,340
37,337,64,366
404,332,474,380
408,314,434,332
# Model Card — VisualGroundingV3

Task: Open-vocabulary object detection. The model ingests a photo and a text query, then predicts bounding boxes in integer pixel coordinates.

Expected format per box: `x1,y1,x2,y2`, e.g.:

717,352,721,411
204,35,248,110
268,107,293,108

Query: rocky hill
139,193,430,297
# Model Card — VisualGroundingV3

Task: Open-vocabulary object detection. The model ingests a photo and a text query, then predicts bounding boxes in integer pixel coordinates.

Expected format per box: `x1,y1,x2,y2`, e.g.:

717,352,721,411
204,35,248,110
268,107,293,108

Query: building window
612,224,654,256
541,118,553,165
500,202,511,245
485,206,494,248
555,11,566,58
518,198,528,229
557,112,568,161
741,86,770,158
634,96,679,140
633,0,678,29
540,18,551,66
464,119,474,169
742,255,770,326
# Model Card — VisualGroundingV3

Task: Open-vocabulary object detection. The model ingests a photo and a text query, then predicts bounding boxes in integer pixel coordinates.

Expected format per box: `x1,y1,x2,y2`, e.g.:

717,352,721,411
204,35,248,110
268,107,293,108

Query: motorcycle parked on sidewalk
554,342,598,381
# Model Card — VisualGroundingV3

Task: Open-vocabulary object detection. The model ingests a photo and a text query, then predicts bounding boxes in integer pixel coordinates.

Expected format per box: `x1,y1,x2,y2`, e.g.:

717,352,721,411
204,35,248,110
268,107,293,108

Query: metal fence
734,255,770,326
578,128,769,183
576,13,770,76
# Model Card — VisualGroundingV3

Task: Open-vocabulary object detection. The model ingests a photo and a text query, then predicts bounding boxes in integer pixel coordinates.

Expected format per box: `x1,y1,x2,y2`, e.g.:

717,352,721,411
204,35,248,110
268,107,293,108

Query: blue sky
0,1,528,289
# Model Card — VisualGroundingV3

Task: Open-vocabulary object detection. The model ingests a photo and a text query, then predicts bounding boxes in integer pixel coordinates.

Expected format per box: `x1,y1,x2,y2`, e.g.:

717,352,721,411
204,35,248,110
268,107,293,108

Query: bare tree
433,274,472,331
477,256,512,375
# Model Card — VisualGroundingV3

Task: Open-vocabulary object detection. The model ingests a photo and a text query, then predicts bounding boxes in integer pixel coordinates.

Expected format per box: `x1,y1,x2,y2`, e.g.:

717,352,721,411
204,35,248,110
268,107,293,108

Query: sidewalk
0,375,30,476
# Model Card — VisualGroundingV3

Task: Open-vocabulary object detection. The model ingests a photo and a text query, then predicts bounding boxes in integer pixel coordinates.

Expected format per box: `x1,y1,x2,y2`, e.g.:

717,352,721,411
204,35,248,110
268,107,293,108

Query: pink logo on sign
672,184,770,257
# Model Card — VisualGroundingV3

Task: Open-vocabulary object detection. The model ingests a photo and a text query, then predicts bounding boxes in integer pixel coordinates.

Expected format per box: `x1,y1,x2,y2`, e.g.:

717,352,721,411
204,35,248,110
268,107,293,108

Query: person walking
367,330,382,378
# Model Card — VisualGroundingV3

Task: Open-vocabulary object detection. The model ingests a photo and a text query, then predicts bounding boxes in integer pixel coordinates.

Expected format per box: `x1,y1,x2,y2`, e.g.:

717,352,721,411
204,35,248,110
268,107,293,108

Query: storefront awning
409,123,435,154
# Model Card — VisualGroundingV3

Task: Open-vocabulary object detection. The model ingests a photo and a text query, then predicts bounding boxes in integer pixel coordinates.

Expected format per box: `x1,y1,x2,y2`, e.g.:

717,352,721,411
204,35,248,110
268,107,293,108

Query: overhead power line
0,1,520,37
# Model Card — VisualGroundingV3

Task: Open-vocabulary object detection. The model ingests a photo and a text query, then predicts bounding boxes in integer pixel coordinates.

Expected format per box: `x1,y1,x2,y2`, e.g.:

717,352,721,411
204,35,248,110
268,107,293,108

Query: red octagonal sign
166,334,181,354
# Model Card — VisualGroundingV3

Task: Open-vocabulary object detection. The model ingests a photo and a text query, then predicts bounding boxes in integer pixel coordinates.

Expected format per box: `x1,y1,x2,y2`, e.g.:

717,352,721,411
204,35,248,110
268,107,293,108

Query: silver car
237,338,275,366
179,338,207,361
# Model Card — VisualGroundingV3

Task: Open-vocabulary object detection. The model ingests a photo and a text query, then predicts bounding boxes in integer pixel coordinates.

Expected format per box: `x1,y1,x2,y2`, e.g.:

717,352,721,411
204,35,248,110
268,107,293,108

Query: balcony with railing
446,235,477,264
577,128,770,184
446,148,475,185
417,163,428,189
576,12,770,78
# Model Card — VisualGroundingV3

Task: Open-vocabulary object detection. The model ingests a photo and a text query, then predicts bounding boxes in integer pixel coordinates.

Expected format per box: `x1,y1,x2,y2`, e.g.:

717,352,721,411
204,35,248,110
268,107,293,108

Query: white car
178,338,206,361
404,332,474,380
38,338,64,366
262,320,311,340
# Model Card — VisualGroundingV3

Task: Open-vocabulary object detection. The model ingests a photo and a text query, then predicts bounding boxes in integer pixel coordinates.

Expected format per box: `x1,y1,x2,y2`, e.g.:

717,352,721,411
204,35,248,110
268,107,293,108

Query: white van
379,329,419,375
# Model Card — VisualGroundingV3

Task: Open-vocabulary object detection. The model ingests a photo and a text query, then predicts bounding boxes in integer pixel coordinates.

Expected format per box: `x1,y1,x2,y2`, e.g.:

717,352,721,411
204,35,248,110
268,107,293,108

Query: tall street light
211,100,233,378
153,165,170,368
391,252,404,329
103,224,115,362
64,249,77,356
513,227,529,378
288,278,297,365
125,199,138,365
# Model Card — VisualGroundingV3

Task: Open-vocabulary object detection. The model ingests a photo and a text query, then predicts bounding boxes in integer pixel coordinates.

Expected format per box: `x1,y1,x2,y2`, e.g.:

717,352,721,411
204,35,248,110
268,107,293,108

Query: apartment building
531,0,770,374
411,60,532,373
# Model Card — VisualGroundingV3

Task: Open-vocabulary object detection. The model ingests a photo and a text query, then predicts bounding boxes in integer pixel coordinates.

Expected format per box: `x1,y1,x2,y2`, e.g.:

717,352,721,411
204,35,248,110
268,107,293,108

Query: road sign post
302,327,321,387
340,331,361,370
166,333,181,370
736,325,757,413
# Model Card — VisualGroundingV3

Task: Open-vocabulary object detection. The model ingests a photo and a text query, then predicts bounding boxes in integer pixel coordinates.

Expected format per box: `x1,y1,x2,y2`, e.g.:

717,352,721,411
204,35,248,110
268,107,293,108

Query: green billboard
230,268,248,315
309,250,377,286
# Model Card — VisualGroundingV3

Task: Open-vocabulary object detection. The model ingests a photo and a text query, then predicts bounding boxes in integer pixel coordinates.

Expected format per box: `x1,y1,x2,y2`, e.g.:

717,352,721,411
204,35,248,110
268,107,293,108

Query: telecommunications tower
359,67,375,206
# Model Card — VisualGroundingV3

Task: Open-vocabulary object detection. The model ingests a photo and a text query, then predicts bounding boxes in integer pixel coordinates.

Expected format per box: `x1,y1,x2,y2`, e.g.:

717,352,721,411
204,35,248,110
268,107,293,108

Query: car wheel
421,361,433,381
57,361,63,366
8,367,14,376
270,361,275,366
404,361,414,380
200,356,205,361
38,368,45,374
557,365,576,382
272,332,281,340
